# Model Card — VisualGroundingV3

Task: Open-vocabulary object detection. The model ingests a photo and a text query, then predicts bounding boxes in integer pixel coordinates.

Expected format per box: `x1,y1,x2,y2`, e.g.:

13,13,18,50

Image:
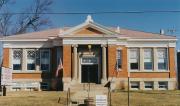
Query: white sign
1,67,12,85
96,95,107,106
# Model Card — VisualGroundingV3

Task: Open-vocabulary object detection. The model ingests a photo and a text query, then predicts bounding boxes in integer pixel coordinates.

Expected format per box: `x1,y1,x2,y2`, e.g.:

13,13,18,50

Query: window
12,82,22,91
129,49,139,70
157,48,168,70
25,82,38,91
40,49,50,71
27,49,36,70
144,49,153,70
116,49,122,70
12,49,22,70
130,82,139,89
158,81,168,89
144,82,153,89
40,82,49,90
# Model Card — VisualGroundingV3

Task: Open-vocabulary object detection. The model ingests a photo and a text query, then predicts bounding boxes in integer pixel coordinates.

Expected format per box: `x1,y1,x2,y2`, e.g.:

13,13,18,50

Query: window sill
12,71,49,74
130,71,170,73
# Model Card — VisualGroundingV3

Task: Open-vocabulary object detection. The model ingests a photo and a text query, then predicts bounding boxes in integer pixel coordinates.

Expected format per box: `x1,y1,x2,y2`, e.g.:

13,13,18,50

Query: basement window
144,82,154,89
158,81,168,90
130,82,139,90
40,82,49,90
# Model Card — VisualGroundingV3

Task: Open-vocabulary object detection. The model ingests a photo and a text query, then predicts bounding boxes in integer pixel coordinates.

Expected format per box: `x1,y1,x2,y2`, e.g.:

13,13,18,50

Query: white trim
3,41,53,48
127,41,176,48
0,39,48,41
127,38,177,41
26,49,36,71
59,21,118,36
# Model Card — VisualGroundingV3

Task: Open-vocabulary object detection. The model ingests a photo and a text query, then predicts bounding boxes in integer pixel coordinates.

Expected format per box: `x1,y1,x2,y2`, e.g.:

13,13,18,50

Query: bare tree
15,0,53,34
0,12,12,36
0,0,11,36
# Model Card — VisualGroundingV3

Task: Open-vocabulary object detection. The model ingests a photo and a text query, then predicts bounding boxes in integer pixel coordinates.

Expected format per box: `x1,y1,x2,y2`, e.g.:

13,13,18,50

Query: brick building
0,15,177,91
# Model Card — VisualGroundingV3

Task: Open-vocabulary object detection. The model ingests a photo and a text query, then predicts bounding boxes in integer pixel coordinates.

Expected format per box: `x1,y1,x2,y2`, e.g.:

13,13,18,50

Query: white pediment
59,15,119,36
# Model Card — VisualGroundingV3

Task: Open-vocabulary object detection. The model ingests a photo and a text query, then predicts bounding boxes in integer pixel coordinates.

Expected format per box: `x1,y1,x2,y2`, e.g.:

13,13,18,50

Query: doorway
81,64,99,84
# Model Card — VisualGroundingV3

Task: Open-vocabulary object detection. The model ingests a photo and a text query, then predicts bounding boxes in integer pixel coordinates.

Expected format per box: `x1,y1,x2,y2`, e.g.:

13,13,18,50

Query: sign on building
1,67,12,85
96,95,107,106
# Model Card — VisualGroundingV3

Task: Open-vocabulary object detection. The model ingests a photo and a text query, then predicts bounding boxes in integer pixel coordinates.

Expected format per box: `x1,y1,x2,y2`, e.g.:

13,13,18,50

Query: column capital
101,44,107,47
72,44,78,47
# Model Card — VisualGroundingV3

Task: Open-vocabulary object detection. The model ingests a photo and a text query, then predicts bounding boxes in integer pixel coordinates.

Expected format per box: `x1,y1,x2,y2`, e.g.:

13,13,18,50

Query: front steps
69,83,109,106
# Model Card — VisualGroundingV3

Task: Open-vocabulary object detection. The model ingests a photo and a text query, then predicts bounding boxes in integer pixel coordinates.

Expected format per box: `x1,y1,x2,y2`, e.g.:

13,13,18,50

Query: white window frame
144,81,154,90
40,82,49,90
130,81,140,90
144,48,153,71
26,49,36,71
25,82,39,91
129,48,140,71
158,81,168,90
11,82,22,91
40,49,51,72
157,48,168,71
12,49,23,71
116,48,122,71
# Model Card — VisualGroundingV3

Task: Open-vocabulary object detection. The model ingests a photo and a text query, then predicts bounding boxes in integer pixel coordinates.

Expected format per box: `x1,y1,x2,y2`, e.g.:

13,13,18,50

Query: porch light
88,45,92,52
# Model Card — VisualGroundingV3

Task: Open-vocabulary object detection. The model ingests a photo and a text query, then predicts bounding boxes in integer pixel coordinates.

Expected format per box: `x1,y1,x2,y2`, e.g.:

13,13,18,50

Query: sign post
1,67,12,96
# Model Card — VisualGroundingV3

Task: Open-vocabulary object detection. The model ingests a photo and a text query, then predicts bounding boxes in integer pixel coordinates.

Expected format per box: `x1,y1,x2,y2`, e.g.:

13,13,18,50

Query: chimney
160,29,165,35
116,26,120,33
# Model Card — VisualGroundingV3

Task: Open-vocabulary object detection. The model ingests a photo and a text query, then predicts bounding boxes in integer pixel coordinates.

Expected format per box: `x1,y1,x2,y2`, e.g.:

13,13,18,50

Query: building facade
0,16,177,91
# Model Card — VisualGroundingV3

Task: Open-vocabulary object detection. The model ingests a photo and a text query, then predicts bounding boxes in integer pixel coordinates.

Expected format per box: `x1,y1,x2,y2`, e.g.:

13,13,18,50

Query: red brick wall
169,47,176,78
63,45,72,77
107,45,128,78
2,48,9,67
12,73,51,79
130,72,169,78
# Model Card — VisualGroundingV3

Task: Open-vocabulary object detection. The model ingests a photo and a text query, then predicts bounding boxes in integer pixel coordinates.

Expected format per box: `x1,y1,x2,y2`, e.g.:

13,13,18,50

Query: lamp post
87,45,91,99
128,72,130,106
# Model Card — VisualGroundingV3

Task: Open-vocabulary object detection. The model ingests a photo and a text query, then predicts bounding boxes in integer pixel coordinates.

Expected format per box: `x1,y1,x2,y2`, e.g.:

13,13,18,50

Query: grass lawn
0,90,180,106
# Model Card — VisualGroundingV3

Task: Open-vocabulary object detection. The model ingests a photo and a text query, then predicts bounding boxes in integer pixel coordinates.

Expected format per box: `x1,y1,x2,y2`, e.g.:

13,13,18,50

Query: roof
0,24,176,41
110,28,176,39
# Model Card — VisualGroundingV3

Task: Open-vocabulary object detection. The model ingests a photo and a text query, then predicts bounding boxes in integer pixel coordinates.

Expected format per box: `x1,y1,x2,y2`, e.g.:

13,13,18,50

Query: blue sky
1,0,180,49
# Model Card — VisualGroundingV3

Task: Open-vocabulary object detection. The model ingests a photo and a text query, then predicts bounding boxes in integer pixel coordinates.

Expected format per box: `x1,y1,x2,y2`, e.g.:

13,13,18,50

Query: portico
70,44,108,84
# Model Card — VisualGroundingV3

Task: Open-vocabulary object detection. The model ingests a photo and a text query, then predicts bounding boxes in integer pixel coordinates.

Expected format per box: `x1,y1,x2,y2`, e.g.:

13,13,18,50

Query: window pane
130,49,139,70
130,82,139,89
40,49,50,71
116,50,122,69
157,49,167,70
144,49,153,70
144,82,153,89
158,81,168,89
27,50,36,70
13,49,22,70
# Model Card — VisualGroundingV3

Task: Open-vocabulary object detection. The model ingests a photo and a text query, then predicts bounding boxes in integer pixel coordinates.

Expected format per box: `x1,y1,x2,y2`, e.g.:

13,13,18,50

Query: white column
140,48,144,71
154,81,159,90
101,45,107,83
153,48,158,71
22,49,27,71
73,45,78,80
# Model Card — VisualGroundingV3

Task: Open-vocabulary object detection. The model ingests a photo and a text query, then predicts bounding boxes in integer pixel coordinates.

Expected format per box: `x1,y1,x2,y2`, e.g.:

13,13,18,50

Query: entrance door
81,64,98,83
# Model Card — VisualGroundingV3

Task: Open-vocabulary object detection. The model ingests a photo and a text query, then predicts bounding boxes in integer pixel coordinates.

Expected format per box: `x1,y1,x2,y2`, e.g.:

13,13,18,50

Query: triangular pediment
73,26,105,35
59,19,118,37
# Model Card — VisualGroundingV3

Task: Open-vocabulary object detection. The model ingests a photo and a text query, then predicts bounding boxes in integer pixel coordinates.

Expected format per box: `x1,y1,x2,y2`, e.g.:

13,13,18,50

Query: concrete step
70,90,108,105
70,83,108,92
